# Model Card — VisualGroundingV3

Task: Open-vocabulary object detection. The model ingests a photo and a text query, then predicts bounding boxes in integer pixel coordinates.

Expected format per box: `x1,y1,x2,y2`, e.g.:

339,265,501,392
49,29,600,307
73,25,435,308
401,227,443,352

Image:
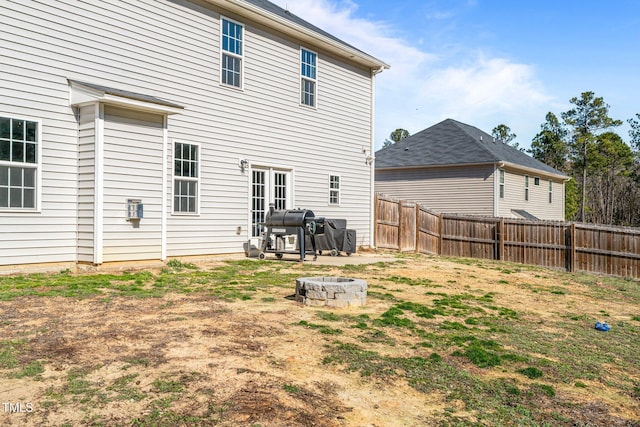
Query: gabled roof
207,0,389,70
375,119,567,178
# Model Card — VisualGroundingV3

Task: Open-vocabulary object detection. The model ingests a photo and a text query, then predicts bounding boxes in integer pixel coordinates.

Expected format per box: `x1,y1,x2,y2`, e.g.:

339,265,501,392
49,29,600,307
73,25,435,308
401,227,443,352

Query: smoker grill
258,206,328,261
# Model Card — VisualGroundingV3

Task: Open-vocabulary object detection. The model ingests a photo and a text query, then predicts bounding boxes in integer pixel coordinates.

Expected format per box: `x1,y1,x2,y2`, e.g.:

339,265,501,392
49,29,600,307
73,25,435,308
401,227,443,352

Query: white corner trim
94,103,105,265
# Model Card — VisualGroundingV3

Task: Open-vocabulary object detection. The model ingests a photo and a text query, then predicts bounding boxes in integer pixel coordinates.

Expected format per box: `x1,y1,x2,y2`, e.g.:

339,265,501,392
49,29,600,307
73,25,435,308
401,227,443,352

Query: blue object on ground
595,322,610,332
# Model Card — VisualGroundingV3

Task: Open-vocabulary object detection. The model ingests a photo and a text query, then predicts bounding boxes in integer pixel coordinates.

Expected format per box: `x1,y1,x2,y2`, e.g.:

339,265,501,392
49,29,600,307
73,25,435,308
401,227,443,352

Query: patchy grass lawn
0,255,638,426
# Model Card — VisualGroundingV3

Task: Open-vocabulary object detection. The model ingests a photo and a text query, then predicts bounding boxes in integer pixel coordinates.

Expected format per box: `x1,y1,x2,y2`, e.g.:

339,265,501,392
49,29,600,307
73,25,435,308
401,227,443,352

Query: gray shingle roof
375,118,566,177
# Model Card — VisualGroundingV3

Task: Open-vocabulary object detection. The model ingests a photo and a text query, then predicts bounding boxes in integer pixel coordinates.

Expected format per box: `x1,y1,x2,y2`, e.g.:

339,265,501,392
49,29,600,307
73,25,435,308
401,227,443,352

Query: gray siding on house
498,168,565,221
0,0,376,266
375,165,495,216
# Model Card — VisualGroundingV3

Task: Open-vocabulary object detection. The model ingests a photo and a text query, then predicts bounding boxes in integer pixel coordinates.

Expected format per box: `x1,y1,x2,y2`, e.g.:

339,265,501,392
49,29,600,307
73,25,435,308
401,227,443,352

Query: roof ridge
448,119,501,162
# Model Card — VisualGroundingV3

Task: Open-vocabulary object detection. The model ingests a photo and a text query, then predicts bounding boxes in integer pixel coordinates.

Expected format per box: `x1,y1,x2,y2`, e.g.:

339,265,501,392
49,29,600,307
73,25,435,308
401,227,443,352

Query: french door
251,167,291,242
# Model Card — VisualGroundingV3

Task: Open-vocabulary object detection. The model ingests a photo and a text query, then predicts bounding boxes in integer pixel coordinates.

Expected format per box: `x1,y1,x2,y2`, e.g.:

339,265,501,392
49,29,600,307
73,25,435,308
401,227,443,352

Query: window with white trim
524,175,529,201
0,116,39,209
548,180,553,204
173,142,199,214
329,175,340,205
221,17,243,88
499,169,504,199
300,48,317,107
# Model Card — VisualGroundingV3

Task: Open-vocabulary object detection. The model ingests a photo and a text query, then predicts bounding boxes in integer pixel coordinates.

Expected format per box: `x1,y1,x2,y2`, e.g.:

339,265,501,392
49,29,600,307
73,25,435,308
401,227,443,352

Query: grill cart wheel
275,253,283,259
330,249,339,257
258,252,266,260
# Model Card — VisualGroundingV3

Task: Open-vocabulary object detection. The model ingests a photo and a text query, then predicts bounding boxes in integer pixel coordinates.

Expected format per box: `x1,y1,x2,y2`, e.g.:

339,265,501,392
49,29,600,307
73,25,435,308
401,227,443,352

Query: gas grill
258,206,328,261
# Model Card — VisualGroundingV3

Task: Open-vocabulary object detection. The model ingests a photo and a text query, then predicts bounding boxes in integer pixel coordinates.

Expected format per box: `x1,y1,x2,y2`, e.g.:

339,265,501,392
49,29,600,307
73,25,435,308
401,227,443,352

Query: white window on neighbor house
329,175,340,205
300,48,317,107
525,175,529,201
499,169,505,199
221,17,243,88
173,142,199,214
0,116,40,210
534,177,540,186
549,180,553,204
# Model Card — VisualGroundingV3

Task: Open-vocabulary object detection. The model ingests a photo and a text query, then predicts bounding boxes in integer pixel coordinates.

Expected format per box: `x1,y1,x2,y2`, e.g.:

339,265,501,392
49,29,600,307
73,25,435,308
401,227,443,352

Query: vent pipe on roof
480,136,483,142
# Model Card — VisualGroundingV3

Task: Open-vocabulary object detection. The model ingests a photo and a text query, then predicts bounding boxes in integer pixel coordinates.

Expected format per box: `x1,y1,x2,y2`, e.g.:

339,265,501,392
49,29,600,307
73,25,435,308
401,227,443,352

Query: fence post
498,218,505,261
570,223,576,272
438,214,444,255
415,204,420,253
398,200,403,250
373,193,378,248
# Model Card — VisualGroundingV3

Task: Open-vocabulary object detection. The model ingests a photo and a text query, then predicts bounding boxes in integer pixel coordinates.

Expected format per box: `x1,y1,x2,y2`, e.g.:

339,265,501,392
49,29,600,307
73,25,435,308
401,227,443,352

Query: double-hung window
499,169,505,199
300,48,317,107
173,142,199,214
524,175,529,201
0,116,39,209
329,175,340,205
221,17,243,88
548,180,553,204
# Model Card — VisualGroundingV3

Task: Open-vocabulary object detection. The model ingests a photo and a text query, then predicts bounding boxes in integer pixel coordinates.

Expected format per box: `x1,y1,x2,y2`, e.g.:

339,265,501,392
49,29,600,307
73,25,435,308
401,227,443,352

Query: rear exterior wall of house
0,0,376,267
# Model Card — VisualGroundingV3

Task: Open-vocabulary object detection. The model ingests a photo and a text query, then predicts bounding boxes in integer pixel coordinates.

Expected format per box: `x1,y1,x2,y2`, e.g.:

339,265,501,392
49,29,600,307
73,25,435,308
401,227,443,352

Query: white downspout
369,66,384,248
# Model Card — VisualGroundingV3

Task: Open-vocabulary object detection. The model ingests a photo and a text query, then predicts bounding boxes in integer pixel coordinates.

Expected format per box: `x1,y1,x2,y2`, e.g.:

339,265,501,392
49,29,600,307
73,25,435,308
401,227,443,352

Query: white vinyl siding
77,105,97,263
375,165,495,216
102,106,164,262
0,0,377,267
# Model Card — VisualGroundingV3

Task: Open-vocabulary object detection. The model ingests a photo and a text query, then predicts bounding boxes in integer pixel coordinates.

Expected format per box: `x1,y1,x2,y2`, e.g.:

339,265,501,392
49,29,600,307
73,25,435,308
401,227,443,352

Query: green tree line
529,91,640,226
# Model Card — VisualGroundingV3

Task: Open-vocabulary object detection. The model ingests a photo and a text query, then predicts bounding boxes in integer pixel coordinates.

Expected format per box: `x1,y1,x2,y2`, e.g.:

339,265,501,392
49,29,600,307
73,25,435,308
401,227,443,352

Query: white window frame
524,175,529,201
220,16,244,90
0,115,42,212
329,174,340,205
499,169,505,199
172,141,200,215
300,47,317,108
548,179,553,204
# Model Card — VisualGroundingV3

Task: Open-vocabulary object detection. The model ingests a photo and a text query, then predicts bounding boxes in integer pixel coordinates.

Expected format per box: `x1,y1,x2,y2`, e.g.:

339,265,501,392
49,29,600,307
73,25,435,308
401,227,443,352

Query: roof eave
376,161,570,181
207,0,390,70
499,161,569,181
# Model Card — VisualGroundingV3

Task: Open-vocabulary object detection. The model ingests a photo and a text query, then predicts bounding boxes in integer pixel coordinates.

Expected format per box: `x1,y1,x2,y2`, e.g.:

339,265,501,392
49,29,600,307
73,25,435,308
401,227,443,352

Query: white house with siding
375,119,569,221
0,0,388,271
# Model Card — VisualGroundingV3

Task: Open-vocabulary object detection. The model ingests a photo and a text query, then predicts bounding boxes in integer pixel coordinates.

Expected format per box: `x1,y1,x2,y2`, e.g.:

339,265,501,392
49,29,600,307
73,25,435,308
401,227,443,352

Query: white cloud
270,0,553,149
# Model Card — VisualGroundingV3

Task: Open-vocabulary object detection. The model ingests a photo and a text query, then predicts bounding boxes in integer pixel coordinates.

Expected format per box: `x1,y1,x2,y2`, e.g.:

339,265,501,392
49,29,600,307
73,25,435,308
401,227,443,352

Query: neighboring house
0,0,388,270
375,119,569,221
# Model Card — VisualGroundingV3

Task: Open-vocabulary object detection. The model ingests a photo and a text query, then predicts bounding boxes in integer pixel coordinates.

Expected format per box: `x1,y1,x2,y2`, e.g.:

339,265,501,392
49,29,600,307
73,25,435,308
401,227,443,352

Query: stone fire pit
295,276,367,308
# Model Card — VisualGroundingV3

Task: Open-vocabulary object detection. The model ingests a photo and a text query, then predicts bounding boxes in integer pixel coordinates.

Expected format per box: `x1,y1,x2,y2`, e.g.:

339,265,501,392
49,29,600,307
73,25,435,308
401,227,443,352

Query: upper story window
524,175,529,201
0,116,39,210
221,17,243,88
534,177,540,186
173,142,199,214
329,175,340,205
300,48,317,107
499,169,505,199
548,180,553,204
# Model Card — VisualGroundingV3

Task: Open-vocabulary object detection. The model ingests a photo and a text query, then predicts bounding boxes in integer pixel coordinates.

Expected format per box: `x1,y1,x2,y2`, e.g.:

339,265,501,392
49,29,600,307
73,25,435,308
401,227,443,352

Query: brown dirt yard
0,253,639,426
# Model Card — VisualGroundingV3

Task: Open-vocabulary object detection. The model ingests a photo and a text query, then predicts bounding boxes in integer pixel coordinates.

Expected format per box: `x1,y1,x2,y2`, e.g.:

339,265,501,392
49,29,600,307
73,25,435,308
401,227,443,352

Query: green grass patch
517,367,543,379
296,321,342,335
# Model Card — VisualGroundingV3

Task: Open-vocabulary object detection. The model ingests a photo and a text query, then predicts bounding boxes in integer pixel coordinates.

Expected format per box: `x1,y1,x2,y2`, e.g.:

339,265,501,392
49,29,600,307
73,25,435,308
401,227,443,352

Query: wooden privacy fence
375,193,640,279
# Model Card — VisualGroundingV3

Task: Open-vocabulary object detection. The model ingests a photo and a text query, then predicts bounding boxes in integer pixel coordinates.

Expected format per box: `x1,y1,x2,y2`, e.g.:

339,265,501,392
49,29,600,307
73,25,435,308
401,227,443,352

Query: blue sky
271,0,640,150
